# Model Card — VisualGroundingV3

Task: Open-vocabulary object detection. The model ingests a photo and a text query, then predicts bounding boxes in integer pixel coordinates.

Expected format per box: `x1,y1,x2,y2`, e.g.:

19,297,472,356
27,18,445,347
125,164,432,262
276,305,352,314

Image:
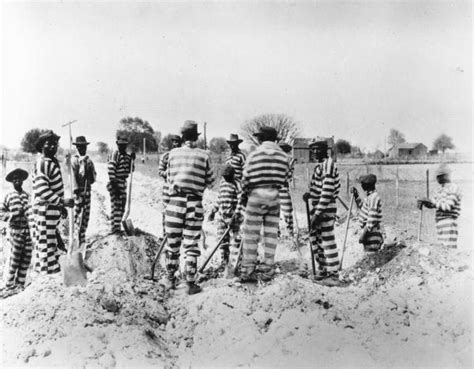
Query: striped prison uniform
71,154,96,245
165,141,214,282
308,157,341,274
278,156,296,235
432,183,461,248
158,151,171,205
32,156,65,274
1,190,33,287
213,178,242,264
240,141,290,274
356,190,383,252
107,150,132,233
225,150,246,184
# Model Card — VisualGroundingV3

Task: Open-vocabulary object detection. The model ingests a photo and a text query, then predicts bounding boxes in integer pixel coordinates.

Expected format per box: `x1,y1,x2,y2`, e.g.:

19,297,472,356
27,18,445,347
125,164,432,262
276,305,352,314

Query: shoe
160,276,176,291
238,272,258,283
312,271,327,281
258,269,275,282
319,274,343,287
185,281,202,295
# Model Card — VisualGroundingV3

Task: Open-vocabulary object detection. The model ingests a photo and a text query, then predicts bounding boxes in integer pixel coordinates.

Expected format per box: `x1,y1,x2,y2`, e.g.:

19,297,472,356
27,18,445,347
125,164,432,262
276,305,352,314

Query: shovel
145,235,168,281
122,158,135,235
339,193,355,271
199,225,231,273
304,198,317,278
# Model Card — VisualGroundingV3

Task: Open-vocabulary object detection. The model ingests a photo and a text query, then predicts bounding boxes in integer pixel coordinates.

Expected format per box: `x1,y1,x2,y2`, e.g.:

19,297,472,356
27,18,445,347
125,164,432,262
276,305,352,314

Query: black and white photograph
0,1,472,367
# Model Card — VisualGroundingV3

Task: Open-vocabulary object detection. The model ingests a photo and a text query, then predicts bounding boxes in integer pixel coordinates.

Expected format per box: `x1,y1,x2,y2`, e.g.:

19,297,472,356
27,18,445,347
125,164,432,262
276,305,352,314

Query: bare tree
241,114,301,145
387,129,406,147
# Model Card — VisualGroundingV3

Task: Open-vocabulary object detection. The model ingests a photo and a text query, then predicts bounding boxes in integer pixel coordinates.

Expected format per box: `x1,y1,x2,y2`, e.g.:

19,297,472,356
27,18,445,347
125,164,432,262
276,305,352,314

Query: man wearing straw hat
225,134,246,185
0,168,33,290
71,136,96,245
31,130,73,274
417,164,462,248
162,121,214,295
303,138,341,284
107,135,135,234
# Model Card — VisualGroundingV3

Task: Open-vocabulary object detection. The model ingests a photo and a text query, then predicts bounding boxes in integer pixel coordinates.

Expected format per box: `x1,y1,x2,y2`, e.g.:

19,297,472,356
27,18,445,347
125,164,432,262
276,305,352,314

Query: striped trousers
73,191,91,246
5,228,32,287
241,188,280,274
278,187,294,235
109,187,127,233
436,217,458,248
164,194,203,282
216,212,242,263
309,214,339,274
33,204,61,274
361,224,383,252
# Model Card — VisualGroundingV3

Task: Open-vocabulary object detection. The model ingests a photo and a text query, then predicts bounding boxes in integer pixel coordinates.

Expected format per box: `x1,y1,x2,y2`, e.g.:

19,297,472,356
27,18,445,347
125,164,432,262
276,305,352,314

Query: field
0,160,472,367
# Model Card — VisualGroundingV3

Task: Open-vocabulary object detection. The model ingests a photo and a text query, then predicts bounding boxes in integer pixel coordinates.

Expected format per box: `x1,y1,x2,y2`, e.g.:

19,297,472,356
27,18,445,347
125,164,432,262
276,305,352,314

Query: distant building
369,150,385,160
388,143,428,159
292,136,335,163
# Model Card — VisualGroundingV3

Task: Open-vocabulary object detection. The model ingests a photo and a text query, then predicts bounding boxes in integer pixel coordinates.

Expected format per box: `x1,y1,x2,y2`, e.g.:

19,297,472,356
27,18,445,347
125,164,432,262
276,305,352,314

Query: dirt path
1,163,472,368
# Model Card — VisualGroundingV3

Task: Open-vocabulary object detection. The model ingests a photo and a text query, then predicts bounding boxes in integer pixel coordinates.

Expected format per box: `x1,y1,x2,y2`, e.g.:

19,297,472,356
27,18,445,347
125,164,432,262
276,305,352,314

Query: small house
388,143,428,159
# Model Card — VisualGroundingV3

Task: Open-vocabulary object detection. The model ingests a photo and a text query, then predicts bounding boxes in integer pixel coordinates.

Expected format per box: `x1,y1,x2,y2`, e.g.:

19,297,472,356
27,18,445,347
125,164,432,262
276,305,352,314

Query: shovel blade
60,252,88,287
122,219,135,236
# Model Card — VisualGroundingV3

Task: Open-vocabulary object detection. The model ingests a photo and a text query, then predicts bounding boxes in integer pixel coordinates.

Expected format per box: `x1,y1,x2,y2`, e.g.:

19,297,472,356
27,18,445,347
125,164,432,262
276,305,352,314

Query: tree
116,116,158,153
209,137,228,155
387,129,406,147
241,114,301,145
21,128,49,153
335,139,351,154
160,134,176,152
433,134,455,153
97,142,109,156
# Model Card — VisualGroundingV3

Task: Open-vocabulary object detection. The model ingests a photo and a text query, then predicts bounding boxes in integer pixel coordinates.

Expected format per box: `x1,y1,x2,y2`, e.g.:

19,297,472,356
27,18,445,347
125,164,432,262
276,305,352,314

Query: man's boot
185,281,202,295
160,269,177,291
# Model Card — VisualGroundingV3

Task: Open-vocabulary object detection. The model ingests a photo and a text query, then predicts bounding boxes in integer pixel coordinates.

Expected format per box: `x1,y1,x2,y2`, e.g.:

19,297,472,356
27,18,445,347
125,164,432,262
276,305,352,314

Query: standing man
107,136,135,234
236,126,290,282
417,164,462,248
158,134,182,229
225,134,246,186
32,130,73,274
0,169,32,290
71,136,96,245
303,139,341,284
278,142,296,237
163,121,214,295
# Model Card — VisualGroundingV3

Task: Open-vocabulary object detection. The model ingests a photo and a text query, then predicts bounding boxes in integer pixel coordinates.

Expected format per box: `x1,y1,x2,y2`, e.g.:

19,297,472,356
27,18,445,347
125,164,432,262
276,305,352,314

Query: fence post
346,172,349,196
426,169,430,198
395,166,399,207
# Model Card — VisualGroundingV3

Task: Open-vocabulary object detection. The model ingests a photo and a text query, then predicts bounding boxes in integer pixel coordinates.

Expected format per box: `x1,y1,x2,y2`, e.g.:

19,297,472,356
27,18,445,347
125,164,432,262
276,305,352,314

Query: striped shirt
309,157,340,217
108,150,132,184
241,141,290,193
167,141,214,198
158,151,170,180
32,156,65,206
71,155,96,192
283,156,296,187
217,178,240,218
356,190,382,231
433,183,461,220
0,190,30,229
225,150,246,182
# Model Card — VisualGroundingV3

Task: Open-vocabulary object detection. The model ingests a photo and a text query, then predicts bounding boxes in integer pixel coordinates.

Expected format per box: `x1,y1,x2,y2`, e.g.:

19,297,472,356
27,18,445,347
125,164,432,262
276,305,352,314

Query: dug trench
1,164,471,367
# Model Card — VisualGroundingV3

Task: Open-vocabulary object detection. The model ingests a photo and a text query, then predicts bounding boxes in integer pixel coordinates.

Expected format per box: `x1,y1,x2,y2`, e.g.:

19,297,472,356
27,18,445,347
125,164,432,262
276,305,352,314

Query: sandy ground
0,162,472,368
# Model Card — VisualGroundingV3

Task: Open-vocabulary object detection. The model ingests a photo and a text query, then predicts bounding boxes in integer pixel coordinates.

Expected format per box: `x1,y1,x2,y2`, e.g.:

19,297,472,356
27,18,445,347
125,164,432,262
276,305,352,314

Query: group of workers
0,122,462,295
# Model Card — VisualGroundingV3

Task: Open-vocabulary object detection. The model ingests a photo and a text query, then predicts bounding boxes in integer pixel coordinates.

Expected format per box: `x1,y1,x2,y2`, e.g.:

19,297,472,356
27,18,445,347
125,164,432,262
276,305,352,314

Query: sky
1,1,472,152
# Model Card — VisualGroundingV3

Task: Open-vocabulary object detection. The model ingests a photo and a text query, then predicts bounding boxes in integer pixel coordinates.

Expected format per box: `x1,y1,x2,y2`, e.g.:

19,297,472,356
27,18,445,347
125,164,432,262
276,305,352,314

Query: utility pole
203,122,207,150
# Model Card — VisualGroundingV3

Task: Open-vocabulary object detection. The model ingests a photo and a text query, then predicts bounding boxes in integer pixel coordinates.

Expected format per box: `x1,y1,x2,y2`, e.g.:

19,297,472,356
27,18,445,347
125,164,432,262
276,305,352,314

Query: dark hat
227,134,243,144
359,174,377,185
253,126,278,142
279,142,292,153
72,136,90,146
436,164,451,177
180,120,201,136
170,134,181,142
222,164,235,177
309,138,328,149
35,130,60,153
116,136,128,144
5,168,29,182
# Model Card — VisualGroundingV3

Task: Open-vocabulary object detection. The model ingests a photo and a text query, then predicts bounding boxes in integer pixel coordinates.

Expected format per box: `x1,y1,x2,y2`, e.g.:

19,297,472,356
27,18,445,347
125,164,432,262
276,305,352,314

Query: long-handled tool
304,198,317,278
339,193,355,271
417,170,430,242
288,189,300,249
199,225,231,273
146,235,168,281
122,158,135,235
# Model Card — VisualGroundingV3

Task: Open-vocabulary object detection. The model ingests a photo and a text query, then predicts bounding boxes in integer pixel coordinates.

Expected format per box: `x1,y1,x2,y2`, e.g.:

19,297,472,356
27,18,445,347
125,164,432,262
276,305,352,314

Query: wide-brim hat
116,136,128,144
5,168,29,182
359,174,377,185
180,120,201,136
227,134,243,144
35,130,60,153
72,136,90,146
252,126,279,142
309,139,328,149
436,164,451,177
279,142,292,153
